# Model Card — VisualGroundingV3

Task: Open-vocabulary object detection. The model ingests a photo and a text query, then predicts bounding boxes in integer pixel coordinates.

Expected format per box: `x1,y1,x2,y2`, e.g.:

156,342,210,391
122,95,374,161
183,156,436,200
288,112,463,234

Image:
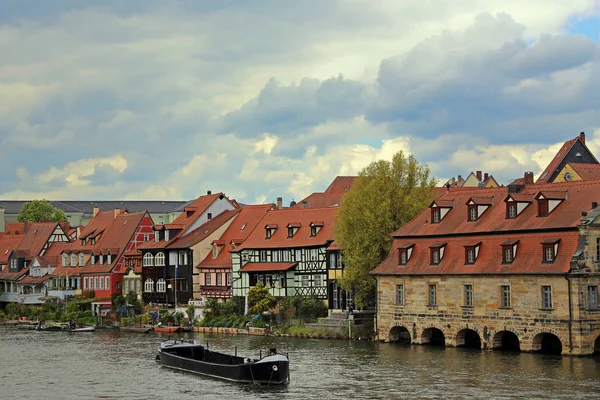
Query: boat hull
120,327,152,333
157,343,289,385
154,326,181,334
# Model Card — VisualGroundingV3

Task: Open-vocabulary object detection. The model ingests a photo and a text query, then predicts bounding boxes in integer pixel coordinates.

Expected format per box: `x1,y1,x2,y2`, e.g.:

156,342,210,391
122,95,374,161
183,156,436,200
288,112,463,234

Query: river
1,328,600,399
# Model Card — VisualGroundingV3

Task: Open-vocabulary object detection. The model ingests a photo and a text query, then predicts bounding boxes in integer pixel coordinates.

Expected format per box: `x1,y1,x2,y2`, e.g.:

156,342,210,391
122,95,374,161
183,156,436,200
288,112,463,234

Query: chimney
580,131,585,144
524,171,534,185
114,208,120,219
301,201,308,209
476,171,482,182
93,207,100,217
276,197,283,210
207,190,212,195
484,173,489,181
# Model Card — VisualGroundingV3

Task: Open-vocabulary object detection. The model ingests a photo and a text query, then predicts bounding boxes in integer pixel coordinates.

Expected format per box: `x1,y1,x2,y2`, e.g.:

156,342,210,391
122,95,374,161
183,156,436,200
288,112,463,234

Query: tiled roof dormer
310,221,324,237
541,238,560,263
397,243,415,266
429,200,453,224
429,243,447,265
463,241,482,265
535,191,567,217
265,224,278,239
287,222,301,238
504,194,533,219
501,239,519,264
466,197,493,222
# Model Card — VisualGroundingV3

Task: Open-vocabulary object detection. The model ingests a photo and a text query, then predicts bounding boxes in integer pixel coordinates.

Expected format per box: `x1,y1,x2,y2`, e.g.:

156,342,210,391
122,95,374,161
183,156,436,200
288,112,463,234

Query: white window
226,273,232,286
143,253,154,267
100,276,104,290
99,254,104,265
94,277,98,290
428,284,437,306
205,273,211,285
501,285,511,308
155,252,165,266
295,249,302,262
396,284,404,305
105,276,110,290
165,230,170,242
282,250,290,262
107,254,112,264
216,273,222,286
91,255,95,265
62,254,69,267
179,251,188,266
154,231,160,242
541,285,552,309
70,254,77,266
156,278,166,292
301,275,310,287
144,279,154,293
273,251,280,262
314,274,323,287
310,249,317,261
84,277,88,290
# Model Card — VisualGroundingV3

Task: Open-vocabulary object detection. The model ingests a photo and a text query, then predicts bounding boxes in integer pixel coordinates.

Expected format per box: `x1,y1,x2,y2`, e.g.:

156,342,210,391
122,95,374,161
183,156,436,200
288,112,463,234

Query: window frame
205,272,211,286
507,203,517,219
143,253,154,267
543,245,554,263
502,246,513,264
464,284,473,307
428,284,437,306
541,285,553,309
430,248,440,265
465,247,475,265
399,249,408,265
432,208,440,224
500,285,511,308
588,285,598,310
144,278,154,293
396,284,404,305
538,199,549,217
468,205,478,221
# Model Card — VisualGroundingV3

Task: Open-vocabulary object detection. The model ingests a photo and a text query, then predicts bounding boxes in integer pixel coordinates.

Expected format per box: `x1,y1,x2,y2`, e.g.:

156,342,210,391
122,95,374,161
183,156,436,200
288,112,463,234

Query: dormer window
502,239,519,264
62,254,69,267
207,213,213,219
164,229,170,242
81,238,86,246
464,242,481,265
265,224,278,239
504,194,533,219
287,223,301,238
107,254,112,264
99,254,104,265
154,230,160,242
535,192,566,217
79,253,85,267
468,206,478,221
466,197,492,222
70,254,77,266
507,203,517,219
398,244,414,266
91,254,95,265
429,243,446,266
310,221,324,237
542,238,560,263
91,237,96,245
429,200,453,224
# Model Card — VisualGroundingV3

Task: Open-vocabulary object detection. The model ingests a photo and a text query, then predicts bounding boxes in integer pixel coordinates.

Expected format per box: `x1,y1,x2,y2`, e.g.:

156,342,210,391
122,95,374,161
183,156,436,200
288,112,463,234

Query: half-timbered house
231,207,339,306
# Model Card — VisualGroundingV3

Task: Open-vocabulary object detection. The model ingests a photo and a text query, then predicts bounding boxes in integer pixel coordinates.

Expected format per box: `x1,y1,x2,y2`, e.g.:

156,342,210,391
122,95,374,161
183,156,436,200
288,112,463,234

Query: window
136,280,141,294
212,247,218,259
538,199,549,217
207,213,212,219
431,249,440,265
588,286,598,310
272,251,279,262
266,228,272,239
432,209,440,223
310,226,317,237
468,206,478,221
259,250,267,262
288,227,294,238
81,239,86,246
91,255,95,265
99,254,104,265
466,248,475,264
216,273,222,286
507,203,517,219
94,277,98,290
79,254,85,266
205,273,211,285
314,274,322,287
428,284,437,306
226,273,232,286
156,278,166,292
301,275,310,287
500,285,511,308
164,230,170,242
179,251,188,266
597,238,600,262
399,250,408,265
107,254,112,264
464,284,473,307
62,254,69,267
100,276,104,290
544,246,554,262
84,277,89,290
295,249,302,262
310,249,318,261
396,284,404,305
143,253,154,267
71,254,77,266
541,285,552,309
282,250,290,262
144,279,154,293
154,231,160,242
144,234,149,242
155,252,165,266
503,247,513,263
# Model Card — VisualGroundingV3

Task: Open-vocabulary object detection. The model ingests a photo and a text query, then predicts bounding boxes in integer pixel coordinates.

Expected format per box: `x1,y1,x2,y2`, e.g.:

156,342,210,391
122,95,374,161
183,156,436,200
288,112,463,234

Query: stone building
372,176,600,355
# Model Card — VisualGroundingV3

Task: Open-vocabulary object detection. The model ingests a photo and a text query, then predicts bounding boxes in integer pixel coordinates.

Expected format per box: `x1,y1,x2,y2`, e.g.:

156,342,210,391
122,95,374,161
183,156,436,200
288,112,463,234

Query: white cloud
37,155,128,186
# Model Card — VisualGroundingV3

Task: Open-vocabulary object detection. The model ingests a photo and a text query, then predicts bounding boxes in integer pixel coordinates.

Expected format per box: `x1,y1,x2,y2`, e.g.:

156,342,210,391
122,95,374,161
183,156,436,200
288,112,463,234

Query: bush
298,297,327,322
174,311,185,326
121,317,129,327
5,303,18,316
160,313,175,325
0,310,5,320
40,312,56,321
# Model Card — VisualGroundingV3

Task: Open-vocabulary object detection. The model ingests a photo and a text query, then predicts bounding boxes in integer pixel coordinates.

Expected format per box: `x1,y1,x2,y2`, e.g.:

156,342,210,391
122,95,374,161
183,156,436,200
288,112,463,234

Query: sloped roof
240,262,297,272
0,266,28,281
197,204,273,269
18,274,50,285
167,209,240,249
569,163,600,180
16,223,63,259
234,207,338,251
392,180,600,238
324,176,357,193
293,176,357,209
0,235,24,264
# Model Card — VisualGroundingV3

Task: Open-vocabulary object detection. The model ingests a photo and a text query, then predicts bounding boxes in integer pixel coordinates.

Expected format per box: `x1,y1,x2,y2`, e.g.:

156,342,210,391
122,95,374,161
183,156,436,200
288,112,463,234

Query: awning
239,263,297,272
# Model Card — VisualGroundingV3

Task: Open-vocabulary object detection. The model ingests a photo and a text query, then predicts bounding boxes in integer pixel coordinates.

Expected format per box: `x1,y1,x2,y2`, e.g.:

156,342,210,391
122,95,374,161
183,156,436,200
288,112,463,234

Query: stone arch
594,335,600,354
456,328,482,349
532,332,563,354
389,326,411,344
492,330,521,351
422,327,446,346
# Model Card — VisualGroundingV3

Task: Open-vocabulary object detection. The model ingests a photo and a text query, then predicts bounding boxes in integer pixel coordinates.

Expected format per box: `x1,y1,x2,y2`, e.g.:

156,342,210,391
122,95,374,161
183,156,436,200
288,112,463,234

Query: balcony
199,285,232,298
0,292,47,304
47,289,77,300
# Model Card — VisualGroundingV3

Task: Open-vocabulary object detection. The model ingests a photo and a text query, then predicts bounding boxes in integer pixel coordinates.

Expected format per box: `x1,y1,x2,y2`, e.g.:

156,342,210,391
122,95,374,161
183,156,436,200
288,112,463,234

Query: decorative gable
429,200,453,224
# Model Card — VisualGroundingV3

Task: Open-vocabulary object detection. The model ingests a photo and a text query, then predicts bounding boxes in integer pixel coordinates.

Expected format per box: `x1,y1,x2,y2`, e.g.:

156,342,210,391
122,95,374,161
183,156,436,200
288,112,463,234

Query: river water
1,328,600,399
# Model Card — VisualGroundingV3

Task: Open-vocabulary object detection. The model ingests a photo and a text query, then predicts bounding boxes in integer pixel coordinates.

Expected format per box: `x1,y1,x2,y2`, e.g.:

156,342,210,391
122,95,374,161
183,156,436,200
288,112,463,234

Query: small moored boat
156,339,289,385
120,326,152,333
154,326,181,334
70,326,95,333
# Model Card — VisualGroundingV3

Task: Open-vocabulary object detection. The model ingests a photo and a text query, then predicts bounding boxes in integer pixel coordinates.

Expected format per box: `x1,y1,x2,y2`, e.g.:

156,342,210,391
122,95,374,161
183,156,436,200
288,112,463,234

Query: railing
0,293,46,304
48,289,76,300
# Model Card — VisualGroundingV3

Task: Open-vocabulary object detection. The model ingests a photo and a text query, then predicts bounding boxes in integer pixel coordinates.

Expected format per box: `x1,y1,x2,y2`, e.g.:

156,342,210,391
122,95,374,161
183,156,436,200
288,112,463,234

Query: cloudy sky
1,1,600,204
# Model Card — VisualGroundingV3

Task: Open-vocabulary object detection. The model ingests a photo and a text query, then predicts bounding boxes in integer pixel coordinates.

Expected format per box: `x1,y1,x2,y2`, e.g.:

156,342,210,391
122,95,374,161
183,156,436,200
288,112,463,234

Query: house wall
183,199,236,235
376,273,600,355
554,164,583,183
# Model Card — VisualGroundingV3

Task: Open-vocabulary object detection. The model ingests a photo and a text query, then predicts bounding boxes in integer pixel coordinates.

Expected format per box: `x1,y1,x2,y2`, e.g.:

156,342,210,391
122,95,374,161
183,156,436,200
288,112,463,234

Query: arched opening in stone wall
593,336,600,354
422,328,445,346
532,333,562,355
456,329,481,349
492,331,520,352
389,326,411,344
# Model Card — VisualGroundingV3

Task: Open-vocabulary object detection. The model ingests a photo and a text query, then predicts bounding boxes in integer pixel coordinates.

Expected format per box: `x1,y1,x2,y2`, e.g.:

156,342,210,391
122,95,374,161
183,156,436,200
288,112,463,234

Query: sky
1,1,600,205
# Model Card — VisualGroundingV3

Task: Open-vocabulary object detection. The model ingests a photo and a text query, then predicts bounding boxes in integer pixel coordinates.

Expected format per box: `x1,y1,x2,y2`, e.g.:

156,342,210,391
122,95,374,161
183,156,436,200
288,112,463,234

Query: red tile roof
17,223,63,259
166,209,240,249
293,176,357,209
50,266,82,277
240,262,297,272
534,135,598,184
169,192,230,237
197,204,273,269
234,207,338,251
324,176,357,193
18,274,50,285
0,266,28,281
373,179,600,277
569,163,600,180
0,235,24,264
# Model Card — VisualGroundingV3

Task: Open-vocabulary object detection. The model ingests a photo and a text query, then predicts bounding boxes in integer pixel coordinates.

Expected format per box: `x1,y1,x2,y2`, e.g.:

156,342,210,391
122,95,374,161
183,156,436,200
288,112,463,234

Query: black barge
156,339,289,385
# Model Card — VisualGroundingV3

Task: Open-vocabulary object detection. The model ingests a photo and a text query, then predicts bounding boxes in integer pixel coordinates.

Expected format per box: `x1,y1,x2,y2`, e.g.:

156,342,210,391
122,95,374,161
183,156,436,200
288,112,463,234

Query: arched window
156,278,166,292
144,279,154,292
70,254,77,266
143,253,154,267
155,252,165,266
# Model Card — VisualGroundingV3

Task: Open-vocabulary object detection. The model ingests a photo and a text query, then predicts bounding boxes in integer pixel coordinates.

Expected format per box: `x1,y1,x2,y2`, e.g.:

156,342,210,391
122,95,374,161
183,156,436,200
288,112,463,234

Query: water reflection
1,328,600,399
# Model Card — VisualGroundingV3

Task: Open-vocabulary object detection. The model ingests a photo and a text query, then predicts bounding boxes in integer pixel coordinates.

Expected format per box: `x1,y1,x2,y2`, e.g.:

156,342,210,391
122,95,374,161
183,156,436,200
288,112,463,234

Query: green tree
247,281,277,315
17,200,67,223
335,151,436,307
